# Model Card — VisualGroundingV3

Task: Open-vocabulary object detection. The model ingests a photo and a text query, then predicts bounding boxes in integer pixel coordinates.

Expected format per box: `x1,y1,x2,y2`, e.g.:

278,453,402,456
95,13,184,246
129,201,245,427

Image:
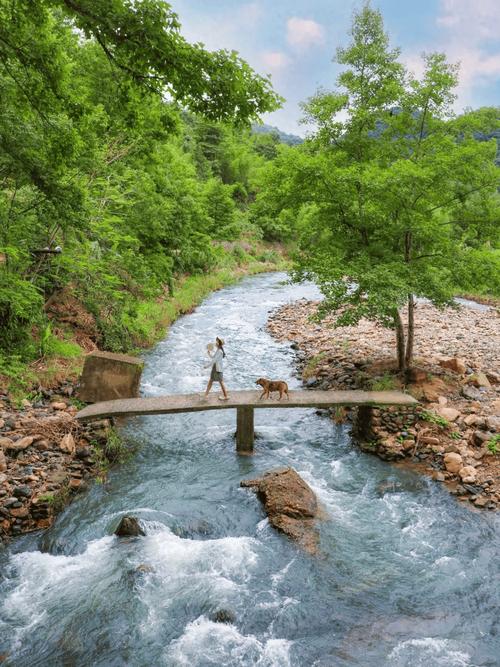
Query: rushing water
1,273,499,667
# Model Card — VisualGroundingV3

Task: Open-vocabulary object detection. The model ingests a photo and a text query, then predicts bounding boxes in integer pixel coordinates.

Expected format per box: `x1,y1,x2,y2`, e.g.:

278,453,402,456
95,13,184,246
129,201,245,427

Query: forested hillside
0,1,285,386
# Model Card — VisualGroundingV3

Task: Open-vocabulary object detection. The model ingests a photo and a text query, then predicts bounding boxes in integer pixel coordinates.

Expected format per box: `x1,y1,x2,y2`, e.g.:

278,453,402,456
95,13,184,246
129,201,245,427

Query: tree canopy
254,3,499,372
0,0,283,372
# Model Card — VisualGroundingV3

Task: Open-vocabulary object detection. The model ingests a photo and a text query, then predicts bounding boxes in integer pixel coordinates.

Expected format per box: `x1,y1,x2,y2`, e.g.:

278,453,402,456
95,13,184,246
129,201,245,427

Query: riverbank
0,252,288,544
267,298,500,510
0,396,115,543
2,242,288,400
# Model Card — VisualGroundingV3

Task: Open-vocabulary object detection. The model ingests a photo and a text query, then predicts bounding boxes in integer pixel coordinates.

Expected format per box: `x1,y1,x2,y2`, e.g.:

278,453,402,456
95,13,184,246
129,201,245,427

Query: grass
36,486,70,513
37,492,55,503
90,427,137,481
420,410,449,429
302,352,327,380
487,434,500,455
369,372,397,392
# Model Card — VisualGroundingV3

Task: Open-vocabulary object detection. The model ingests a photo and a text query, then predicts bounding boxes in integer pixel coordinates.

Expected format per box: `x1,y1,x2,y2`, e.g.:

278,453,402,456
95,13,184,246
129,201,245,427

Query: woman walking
204,337,229,400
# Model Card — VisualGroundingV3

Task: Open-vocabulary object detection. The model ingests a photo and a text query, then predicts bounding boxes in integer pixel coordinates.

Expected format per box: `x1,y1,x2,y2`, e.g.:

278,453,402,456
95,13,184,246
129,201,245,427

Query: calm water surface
0,273,499,666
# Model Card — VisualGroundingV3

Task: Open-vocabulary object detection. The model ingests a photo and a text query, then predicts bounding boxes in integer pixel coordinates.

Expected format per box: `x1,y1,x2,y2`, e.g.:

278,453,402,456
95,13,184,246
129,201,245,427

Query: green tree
269,3,499,373
0,0,283,363
204,179,238,240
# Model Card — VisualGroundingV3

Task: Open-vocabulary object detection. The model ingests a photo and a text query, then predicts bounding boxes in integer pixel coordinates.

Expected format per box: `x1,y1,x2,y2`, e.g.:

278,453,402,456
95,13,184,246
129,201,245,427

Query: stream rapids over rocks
0,273,499,666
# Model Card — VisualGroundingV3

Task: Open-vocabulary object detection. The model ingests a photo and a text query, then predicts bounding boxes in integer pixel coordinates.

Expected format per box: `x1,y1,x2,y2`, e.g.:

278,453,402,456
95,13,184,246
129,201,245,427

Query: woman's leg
219,380,229,399
204,379,213,397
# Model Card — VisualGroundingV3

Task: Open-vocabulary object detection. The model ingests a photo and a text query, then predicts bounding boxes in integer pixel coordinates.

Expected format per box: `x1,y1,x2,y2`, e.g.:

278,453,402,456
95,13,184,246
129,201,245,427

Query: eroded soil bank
267,299,500,510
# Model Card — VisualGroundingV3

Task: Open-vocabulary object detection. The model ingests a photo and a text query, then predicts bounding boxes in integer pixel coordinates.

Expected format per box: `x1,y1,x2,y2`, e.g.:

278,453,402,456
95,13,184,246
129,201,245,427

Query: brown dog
256,378,289,400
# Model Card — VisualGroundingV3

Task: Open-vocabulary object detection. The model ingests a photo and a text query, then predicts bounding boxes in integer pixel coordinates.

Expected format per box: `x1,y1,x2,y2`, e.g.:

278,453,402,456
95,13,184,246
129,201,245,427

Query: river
0,272,499,666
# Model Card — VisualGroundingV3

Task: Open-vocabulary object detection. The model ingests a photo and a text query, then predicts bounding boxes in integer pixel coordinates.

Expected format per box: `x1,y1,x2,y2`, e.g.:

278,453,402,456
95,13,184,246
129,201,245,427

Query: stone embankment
0,385,113,544
267,299,500,510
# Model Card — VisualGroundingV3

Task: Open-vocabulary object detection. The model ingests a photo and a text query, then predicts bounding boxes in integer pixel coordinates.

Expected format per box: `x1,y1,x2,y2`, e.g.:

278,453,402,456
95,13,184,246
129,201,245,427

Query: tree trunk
405,293,414,368
393,309,406,374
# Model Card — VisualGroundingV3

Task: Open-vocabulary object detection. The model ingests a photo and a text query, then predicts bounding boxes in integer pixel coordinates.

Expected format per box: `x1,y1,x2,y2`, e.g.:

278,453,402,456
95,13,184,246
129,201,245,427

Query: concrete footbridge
76,390,417,453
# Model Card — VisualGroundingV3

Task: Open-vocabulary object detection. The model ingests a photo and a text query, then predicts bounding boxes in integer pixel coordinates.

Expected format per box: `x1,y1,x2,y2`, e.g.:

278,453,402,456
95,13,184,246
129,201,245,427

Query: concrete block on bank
77,351,143,403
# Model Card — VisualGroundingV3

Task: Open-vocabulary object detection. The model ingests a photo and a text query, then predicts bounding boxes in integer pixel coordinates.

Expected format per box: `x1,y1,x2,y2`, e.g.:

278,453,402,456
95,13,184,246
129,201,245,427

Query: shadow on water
1,273,499,667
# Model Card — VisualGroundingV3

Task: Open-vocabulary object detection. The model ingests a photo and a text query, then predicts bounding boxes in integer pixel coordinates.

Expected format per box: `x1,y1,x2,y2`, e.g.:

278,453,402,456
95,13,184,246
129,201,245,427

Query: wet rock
114,516,145,537
443,452,463,474
135,564,154,574
241,467,319,554
210,609,236,624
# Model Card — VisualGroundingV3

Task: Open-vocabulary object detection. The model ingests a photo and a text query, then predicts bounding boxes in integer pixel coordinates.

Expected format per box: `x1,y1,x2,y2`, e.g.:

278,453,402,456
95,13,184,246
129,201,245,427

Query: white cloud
261,51,292,72
437,0,499,40
404,0,500,110
286,17,325,50
439,0,500,108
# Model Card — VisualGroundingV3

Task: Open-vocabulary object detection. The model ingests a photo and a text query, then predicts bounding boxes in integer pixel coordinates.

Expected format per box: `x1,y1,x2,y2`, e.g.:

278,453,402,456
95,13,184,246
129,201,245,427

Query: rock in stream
241,467,319,554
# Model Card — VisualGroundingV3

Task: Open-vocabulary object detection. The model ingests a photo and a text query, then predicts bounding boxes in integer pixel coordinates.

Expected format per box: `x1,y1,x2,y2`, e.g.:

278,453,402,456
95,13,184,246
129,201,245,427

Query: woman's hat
216,337,225,346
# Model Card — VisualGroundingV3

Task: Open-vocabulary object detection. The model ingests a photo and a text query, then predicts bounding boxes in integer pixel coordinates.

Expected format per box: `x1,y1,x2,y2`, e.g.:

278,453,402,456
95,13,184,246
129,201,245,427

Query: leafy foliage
253,3,499,371
0,0,284,369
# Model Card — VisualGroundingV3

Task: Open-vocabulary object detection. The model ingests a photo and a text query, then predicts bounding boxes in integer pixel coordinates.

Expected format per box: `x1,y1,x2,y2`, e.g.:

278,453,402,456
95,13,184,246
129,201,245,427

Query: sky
171,0,500,136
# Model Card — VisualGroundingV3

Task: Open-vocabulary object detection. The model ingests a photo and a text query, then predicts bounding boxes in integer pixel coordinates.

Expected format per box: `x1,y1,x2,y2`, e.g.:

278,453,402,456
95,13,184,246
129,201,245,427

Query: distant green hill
252,123,303,146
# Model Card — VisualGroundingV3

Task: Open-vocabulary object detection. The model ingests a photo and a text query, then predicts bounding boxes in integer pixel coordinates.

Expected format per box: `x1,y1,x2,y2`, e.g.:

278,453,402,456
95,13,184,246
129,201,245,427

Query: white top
210,348,224,372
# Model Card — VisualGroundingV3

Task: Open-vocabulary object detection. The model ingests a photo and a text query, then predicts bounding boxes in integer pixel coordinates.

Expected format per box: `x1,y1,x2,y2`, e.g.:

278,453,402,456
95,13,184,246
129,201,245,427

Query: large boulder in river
114,516,145,537
241,467,319,554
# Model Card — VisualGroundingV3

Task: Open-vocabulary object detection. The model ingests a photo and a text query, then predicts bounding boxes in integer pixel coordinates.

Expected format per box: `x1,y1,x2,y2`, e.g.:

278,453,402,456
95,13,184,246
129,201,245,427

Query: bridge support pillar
236,407,254,454
355,405,374,440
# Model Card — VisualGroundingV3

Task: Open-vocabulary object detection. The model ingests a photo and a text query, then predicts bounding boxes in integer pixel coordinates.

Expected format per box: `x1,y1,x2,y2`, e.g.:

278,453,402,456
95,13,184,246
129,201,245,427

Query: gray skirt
210,365,223,382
